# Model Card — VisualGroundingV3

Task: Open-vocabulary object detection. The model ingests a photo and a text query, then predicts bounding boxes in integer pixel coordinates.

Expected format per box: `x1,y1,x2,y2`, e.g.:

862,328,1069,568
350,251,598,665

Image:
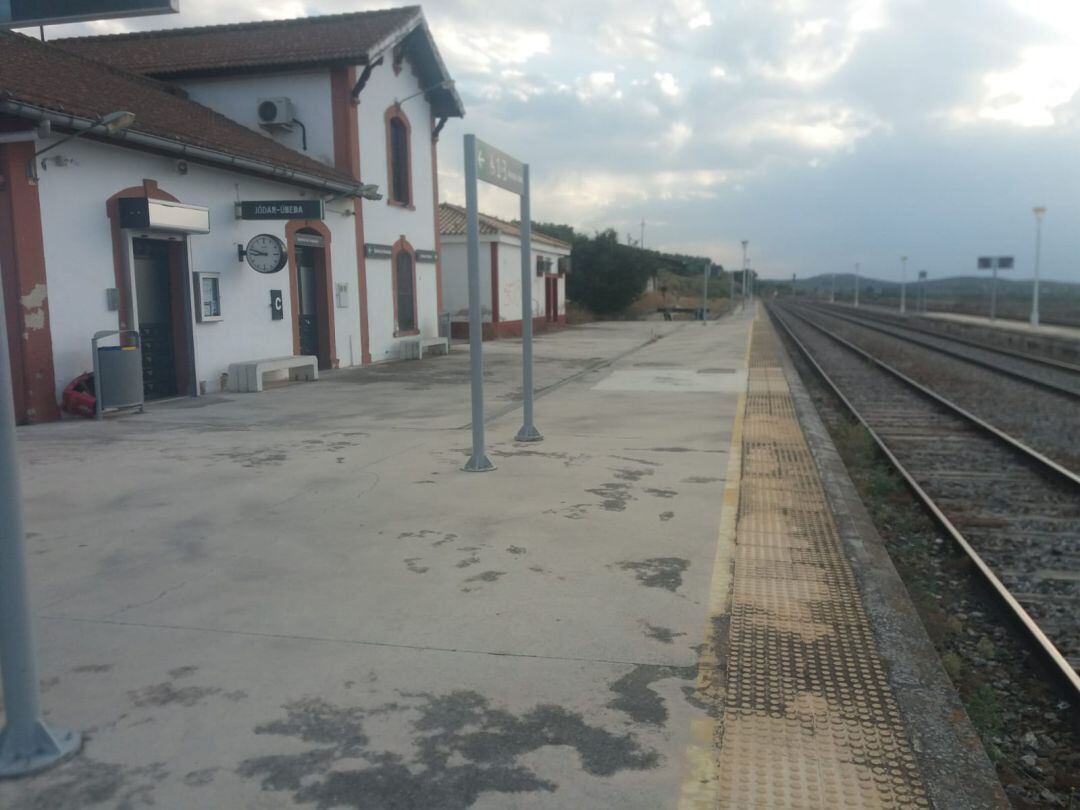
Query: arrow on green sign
475,138,525,195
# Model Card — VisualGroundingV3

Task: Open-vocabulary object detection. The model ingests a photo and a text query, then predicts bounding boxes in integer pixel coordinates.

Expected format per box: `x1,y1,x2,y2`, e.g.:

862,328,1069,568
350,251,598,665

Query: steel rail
795,302,1080,401
768,302,1080,700
813,302,1080,376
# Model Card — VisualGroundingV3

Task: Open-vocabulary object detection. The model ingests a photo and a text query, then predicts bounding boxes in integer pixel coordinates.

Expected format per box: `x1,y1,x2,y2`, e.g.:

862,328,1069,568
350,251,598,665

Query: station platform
694,313,1007,809
920,309,1080,341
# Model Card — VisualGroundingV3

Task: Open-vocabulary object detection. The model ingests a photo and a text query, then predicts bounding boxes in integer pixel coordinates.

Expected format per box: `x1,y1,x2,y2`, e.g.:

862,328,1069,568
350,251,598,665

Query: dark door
133,238,177,399
296,245,319,358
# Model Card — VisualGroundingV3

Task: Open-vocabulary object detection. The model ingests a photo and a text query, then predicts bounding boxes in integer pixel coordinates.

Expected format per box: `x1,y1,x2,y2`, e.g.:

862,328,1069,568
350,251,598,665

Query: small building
0,8,463,423
439,203,569,339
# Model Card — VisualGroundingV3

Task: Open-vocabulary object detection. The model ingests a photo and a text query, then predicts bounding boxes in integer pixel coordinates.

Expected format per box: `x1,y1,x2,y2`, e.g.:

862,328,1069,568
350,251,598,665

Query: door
545,276,558,323
296,244,320,358
133,238,177,399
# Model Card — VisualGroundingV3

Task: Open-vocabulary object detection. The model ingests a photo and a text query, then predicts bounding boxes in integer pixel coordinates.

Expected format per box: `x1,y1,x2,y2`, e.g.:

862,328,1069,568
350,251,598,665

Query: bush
566,230,654,316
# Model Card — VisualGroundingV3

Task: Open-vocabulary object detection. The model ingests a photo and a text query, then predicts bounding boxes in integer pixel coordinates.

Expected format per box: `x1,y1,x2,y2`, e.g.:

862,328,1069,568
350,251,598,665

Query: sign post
463,134,494,472
0,283,80,777
514,163,542,442
977,256,1013,321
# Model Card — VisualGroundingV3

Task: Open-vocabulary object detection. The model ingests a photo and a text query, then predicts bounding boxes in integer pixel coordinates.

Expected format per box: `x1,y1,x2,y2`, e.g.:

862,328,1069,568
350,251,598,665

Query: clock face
246,234,286,274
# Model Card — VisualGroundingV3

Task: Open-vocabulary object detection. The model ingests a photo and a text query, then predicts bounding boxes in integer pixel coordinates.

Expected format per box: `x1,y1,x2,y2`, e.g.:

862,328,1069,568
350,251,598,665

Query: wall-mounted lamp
394,79,455,108
29,110,135,179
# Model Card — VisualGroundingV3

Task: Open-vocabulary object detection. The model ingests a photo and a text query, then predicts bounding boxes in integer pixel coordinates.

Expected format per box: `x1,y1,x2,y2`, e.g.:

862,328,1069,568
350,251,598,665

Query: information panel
1,0,178,28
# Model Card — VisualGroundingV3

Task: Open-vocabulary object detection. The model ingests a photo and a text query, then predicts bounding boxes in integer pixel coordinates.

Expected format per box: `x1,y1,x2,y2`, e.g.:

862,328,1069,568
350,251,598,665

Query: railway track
803,302,1080,398
767,302,1080,704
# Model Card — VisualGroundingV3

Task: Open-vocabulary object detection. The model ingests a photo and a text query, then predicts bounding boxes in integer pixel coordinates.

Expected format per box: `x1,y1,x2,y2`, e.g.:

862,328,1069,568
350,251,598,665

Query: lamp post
701,261,709,325
740,240,748,310
854,262,860,307
899,255,908,315
830,272,836,303
1031,206,1046,327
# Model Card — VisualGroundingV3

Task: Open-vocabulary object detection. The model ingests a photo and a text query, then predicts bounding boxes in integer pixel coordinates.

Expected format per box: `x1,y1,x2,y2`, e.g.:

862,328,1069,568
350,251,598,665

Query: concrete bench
227,355,318,393
399,337,450,360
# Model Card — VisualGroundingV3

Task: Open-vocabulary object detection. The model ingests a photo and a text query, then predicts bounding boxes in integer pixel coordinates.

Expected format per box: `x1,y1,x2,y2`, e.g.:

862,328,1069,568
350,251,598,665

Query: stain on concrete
643,487,677,498
183,767,220,787
528,565,547,574
586,482,634,511
464,571,505,583
72,664,113,674
680,476,722,484
397,530,459,547
546,502,589,520
236,691,658,809
648,446,695,453
15,756,168,810
612,467,653,482
224,690,249,702
607,664,696,726
404,558,429,574
215,447,289,467
609,455,661,467
455,555,481,569
616,557,690,591
168,665,198,680
129,681,220,708
506,546,527,555
659,511,675,522
640,621,686,644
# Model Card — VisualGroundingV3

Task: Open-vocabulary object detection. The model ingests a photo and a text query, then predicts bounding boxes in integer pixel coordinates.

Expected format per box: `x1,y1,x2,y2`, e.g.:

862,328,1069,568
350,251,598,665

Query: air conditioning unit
257,97,295,129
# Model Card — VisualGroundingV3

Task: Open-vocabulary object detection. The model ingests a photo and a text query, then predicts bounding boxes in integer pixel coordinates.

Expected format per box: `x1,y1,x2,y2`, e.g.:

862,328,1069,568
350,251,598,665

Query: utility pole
1031,206,1046,327
701,261,709,325
640,219,645,250
740,240,748,311
830,272,836,303
854,262,861,307
899,255,908,315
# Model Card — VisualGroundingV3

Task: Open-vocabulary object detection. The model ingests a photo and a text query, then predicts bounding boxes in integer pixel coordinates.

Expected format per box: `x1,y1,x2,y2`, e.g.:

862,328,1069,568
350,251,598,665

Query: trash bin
92,330,144,419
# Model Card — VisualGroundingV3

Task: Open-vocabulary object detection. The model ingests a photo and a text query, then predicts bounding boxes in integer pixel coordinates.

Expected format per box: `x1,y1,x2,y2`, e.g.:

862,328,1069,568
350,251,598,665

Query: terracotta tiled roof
439,203,571,250
0,31,361,192
55,8,420,77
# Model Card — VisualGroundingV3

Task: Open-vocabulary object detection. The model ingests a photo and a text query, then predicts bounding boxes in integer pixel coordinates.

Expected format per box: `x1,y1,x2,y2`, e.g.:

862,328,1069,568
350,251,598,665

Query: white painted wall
439,236,494,323
356,55,441,358
495,242,567,322
178,72,336,169
34,138,363,400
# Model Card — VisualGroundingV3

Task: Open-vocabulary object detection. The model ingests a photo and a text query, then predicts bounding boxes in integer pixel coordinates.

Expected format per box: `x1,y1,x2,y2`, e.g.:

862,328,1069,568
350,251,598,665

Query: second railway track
768,302,1080,702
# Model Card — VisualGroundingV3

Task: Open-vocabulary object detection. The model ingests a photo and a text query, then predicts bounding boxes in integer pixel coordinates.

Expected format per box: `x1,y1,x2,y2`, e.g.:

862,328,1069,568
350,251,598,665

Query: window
387,110,412,206
195,272,222,322
395,250,416,332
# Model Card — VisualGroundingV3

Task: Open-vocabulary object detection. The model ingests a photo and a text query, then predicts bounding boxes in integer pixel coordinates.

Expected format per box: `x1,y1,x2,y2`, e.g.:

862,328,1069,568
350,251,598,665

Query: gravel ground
774,307,1080,809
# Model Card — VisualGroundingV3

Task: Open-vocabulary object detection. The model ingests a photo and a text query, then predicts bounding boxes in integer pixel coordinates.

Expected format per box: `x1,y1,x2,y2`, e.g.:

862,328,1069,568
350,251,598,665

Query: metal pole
515,165,542,442
899,255,907,315
854,262,860,307
0,280,80,777
990,261,998,321
740,240,748,311
462,134,494,472
1031,207,1046,327
700,261,709,324
830,272,835,303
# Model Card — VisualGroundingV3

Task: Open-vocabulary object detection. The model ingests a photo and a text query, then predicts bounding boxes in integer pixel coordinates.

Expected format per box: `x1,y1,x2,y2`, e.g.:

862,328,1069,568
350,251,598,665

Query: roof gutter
0,98,380,199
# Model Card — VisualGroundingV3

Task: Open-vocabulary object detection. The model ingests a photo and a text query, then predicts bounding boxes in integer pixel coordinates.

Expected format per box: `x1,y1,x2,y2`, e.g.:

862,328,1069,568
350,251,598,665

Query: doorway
292,229,333,369
545,275,559,323
132,237,191,399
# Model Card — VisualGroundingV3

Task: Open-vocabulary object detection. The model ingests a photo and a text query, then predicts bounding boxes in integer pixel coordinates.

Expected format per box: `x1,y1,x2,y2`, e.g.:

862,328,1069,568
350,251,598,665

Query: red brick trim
105,179,179,334
391,235,419,336
331,65,371,364
286,220,337,369
450,316,563,341
489,241,500,329
385,105,414,209
0,140,59,423
431,131,444,314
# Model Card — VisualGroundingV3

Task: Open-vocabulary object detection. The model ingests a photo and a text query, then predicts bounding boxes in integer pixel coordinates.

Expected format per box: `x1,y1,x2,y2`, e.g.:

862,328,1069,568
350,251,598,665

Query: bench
227,355,318,393
399,337,450,360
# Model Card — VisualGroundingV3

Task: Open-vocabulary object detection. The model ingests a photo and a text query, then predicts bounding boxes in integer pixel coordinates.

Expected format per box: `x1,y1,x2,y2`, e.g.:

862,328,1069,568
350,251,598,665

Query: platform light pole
899,255,908,315
830,272,836,303
740,240,748,310
0,282,81,777
701,261,709,324
854,262,861,307
1030,206,1046,327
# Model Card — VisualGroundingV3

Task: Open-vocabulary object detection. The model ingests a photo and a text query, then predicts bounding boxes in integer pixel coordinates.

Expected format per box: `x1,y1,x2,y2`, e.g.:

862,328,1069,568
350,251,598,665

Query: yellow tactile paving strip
716,317,930,809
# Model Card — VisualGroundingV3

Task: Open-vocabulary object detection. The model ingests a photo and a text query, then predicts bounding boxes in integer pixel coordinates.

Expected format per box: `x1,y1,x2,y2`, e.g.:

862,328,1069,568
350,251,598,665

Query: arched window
394,247,417,333
386,108,412,207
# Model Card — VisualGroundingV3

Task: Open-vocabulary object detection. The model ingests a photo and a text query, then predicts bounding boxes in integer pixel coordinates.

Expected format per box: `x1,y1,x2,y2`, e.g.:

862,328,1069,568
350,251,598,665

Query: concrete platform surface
0,317,752,809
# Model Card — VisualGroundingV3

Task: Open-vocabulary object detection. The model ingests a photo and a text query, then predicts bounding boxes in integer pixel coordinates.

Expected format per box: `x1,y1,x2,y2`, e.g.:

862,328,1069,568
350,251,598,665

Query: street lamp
830,272,836,303
30,110,135,179
899,255,908,315
1031,206,1046,327
740,240,748,310
854,262,860,307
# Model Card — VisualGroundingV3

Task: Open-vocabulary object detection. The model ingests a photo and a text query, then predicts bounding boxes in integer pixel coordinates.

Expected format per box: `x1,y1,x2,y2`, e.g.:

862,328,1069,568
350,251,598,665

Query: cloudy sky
32,1,1080,282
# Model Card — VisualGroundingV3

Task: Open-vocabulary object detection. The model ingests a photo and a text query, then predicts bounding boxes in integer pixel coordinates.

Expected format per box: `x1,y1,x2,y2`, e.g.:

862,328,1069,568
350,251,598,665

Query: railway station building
0,8,463,423
439,202,569,340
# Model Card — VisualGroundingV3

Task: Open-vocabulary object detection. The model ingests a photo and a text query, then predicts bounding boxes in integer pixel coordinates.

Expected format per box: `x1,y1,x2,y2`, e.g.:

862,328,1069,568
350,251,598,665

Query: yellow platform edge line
676,316,753,809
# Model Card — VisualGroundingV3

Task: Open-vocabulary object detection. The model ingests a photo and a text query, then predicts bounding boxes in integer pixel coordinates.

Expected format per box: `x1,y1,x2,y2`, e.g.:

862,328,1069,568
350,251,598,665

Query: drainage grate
716,316,930,808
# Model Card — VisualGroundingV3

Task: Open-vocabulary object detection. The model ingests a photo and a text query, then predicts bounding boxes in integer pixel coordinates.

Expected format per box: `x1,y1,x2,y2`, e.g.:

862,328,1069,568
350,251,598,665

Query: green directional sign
475,138,524,194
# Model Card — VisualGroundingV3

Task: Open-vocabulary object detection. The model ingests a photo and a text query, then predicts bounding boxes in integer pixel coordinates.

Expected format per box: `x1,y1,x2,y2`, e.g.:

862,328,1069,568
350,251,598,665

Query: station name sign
416,250,438,263
237,200,324,220
1,0,178,28
365,243,392,259
475,138,524,195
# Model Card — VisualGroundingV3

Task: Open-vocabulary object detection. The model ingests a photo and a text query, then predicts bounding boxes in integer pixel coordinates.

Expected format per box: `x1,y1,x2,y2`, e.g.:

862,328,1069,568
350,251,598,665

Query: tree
567,229,655,315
